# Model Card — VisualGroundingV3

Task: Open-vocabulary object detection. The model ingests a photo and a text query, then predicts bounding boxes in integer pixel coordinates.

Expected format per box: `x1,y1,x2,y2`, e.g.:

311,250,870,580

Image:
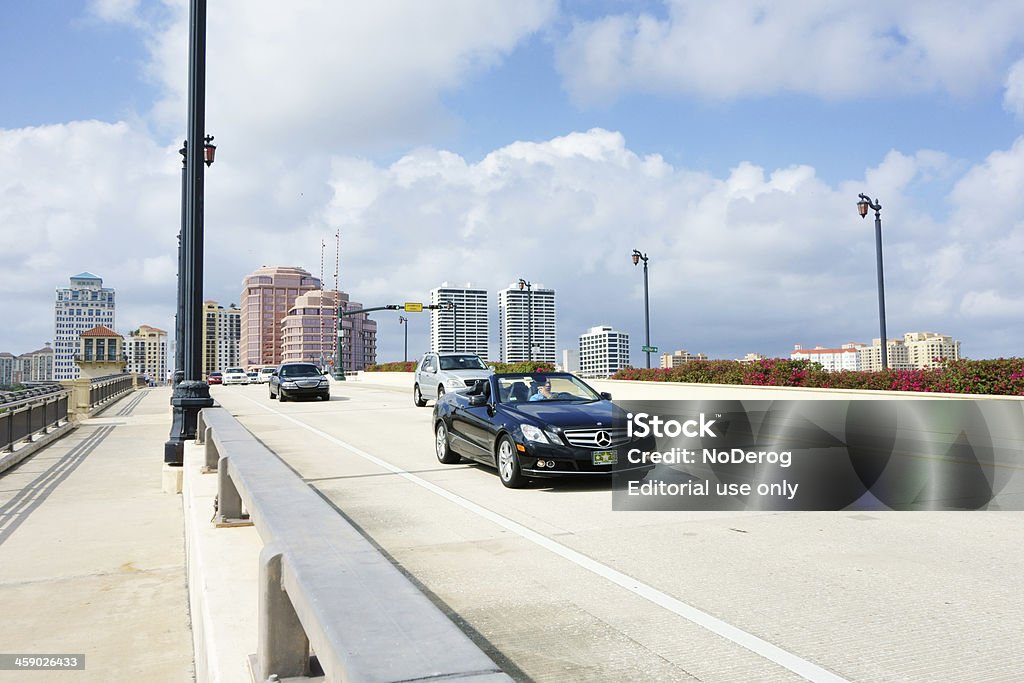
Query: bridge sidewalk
0,387,193,682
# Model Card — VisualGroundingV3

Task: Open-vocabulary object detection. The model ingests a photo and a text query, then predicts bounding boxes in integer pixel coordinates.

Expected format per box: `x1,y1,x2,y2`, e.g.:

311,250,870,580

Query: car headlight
445,377,464,388
282,381,298,388
520,424,549,443
319,379,329,387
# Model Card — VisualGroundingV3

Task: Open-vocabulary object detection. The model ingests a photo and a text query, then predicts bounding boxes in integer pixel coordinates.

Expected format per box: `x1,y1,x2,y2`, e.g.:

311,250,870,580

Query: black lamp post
450,301,458,352
398,315,408,363
857,194,888,371
517,278,533,362
165,0,214,466
631,249,651,369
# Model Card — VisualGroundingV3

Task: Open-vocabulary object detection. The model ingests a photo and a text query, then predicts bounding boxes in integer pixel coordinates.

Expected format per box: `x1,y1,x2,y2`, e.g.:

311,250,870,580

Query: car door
451,380,497,461
419,353,439,396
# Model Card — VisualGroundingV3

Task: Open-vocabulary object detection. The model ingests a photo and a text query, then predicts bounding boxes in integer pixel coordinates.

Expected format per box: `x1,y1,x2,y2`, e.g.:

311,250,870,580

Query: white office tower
54,272,116,380
578,325,630,378
498,283,557,363
430,283,490,357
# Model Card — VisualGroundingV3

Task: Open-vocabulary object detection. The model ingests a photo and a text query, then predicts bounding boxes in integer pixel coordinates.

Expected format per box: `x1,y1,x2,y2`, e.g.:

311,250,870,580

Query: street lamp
631,249,651,369
165,0,214,466
173,136,217,387
453,302,460,352
398,315,408,364
334,302,348,381
517,278,533,362
857,194,888,371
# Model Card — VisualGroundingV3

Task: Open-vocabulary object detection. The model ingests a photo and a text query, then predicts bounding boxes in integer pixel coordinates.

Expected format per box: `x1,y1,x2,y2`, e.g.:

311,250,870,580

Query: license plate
592,450,617,465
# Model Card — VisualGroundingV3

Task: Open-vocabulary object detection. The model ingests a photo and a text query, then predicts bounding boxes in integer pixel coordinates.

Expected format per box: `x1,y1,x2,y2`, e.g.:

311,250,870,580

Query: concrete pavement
0,387,193,682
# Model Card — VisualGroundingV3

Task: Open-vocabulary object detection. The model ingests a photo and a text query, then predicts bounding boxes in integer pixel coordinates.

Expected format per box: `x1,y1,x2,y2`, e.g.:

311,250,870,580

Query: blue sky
3,0,1024,365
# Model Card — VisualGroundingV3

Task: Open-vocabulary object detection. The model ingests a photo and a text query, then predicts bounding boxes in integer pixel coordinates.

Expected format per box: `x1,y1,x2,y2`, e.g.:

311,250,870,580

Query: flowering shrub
611,358,1024,396
365,361,416,372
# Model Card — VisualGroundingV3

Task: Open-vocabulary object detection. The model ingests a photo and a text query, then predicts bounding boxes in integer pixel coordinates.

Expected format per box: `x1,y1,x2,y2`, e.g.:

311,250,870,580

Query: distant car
413,352,492,406
222,367,249,385
207,372,223,385
247,371,258,382
433,372,655,488
252,366,276,384
269,362,330,402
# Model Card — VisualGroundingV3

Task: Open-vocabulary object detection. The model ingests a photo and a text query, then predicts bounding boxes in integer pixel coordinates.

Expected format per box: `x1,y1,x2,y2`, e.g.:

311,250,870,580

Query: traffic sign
641,345,659,353
404,302,423,312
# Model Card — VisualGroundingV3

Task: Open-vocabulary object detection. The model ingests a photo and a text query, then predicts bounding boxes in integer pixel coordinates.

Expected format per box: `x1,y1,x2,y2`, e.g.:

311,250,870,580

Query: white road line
239,395,852,683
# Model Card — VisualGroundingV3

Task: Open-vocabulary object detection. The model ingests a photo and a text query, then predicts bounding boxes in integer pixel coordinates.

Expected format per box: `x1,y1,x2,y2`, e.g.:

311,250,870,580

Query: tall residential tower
430,283,489,358
498,283,556,364
54,272,116,380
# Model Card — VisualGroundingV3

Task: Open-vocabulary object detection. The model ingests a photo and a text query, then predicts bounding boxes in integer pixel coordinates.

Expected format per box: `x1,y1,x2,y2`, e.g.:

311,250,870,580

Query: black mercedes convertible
432,372,655,488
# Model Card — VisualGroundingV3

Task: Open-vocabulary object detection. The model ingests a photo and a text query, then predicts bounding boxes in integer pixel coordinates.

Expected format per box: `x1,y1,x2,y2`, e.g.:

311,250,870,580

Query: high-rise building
903,332,960,368
22,344,55,382
280,289,377,371
240,266,321,369
202,301,241,375
54,272,116,380
0,353,14,386
430,283,489,357
498,283,556,363
127,325,168,383
578,325,630,378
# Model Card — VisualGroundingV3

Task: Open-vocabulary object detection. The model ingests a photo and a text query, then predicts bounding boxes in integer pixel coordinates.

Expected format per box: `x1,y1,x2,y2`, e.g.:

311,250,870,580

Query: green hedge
611,358,1024,396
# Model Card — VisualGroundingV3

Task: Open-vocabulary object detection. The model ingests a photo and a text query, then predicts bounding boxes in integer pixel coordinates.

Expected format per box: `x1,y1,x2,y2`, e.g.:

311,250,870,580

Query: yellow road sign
404,302,423,312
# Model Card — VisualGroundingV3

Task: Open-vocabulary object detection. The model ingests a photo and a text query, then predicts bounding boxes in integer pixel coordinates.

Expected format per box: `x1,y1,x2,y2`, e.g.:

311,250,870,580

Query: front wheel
278,389,287,402
437,385,445,400
496,435,525,488
414,384,427,407
435,422,461,464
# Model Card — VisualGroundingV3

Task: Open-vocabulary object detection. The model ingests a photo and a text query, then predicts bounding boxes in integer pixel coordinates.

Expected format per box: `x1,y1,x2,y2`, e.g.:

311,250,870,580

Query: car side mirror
469,394,488,407
600,392,612,400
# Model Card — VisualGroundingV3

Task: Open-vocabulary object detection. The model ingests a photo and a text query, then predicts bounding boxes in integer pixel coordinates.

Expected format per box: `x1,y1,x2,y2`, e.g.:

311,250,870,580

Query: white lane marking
237,394,852,683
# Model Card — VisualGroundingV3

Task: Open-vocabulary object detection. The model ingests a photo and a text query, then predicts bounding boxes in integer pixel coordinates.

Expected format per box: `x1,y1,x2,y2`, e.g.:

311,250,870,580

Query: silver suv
414,352,492,406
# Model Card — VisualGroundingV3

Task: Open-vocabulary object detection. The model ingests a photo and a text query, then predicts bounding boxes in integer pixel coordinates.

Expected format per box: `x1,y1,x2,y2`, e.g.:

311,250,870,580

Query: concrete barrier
343,371,1022,403
194,407,512,683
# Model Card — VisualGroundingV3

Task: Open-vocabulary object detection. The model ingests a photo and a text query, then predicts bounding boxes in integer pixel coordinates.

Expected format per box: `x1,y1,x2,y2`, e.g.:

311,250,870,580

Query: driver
529,377,553,401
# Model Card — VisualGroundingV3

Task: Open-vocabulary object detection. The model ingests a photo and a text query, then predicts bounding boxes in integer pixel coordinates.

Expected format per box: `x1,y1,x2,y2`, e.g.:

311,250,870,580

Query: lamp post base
164,380,214,465
330,369,346,381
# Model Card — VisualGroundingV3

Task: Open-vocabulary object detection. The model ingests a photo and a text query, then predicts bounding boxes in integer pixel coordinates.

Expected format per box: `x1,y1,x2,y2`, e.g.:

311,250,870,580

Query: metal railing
196,407,511,682
88,373,135,410
0,384,70,454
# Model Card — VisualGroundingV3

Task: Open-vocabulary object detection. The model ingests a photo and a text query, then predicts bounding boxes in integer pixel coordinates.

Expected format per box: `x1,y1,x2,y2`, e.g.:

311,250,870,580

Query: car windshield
496,374,602,403
226,368,244,374
260,368,275,374
279,364,321,378
438,355,487,371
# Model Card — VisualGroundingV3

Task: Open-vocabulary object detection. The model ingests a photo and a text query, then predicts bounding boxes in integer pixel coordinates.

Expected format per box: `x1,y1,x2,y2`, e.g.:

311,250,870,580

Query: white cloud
556,1,1024,104
1004,58,1024,117
144,0,557,157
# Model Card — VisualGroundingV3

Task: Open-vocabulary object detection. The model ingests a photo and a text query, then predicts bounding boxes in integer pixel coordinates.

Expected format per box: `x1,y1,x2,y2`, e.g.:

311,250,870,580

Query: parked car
268,362,330,402
432,372,655,488
247,371,259,382
222,367,249,385
207,372,223,385
413,352,492,406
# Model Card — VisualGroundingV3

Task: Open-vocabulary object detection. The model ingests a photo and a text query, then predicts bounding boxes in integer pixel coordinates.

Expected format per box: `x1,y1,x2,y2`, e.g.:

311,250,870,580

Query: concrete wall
342,371,1023,403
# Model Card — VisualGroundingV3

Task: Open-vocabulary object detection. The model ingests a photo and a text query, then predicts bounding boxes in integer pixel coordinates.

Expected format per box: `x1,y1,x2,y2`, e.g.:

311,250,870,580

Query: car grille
562,428,629,448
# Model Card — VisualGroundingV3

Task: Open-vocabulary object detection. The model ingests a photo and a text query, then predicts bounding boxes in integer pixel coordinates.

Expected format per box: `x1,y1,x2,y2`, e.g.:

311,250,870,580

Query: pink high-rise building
240,266,321,368
281,290,377,371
